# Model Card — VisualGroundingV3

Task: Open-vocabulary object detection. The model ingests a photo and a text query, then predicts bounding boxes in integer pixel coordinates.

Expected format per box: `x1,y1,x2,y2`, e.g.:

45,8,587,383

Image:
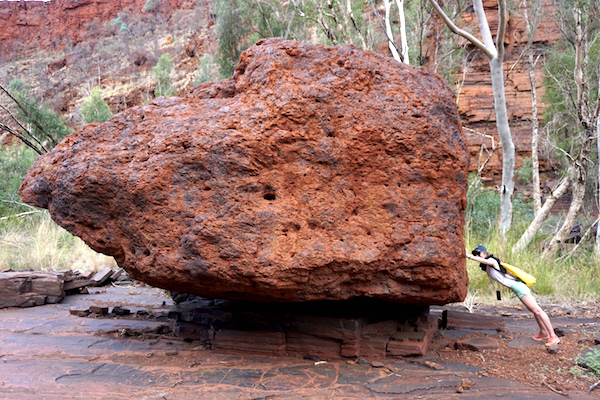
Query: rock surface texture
20,38,468,304
0,0,187,55
0,271,64,308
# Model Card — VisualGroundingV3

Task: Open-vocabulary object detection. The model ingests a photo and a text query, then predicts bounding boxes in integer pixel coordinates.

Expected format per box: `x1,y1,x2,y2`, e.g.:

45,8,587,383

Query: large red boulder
20,38,469,304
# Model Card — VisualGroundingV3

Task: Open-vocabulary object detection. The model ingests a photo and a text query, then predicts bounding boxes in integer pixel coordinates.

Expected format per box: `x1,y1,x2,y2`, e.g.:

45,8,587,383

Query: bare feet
532,333,549,341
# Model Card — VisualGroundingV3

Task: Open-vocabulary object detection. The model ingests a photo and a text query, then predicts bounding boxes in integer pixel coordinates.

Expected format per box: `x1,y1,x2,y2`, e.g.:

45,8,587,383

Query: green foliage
515,157,533,185
142,0,159,13
542,0,600,160
153,53,176,97
466,173,535,242
194,53,219,86
466,175,499,238
215,0,253,78
542,44,579,160
578,347,600,377
8,79,72,149
0,144,37,217
80,86,112,124
215,0,311,78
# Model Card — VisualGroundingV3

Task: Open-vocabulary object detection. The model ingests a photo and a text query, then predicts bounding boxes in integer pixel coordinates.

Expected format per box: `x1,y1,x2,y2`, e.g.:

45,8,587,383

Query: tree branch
427,0,494,59
496,0,507,59
0,103,49,153
0,210,41,221
590,378,600,393
542,382,569,396
0,121,45,155
0,83,58,146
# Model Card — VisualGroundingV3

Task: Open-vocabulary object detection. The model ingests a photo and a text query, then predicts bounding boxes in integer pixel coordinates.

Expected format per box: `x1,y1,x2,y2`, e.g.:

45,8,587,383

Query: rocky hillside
0,0,214,121
0,0,562,189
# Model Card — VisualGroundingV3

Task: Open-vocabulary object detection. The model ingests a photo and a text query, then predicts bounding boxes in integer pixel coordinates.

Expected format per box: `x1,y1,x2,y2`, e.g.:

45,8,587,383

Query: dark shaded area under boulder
167,295,437,358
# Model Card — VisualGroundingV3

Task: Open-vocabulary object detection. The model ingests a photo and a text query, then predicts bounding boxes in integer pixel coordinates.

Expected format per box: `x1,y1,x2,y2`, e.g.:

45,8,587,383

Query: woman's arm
465,252,497,267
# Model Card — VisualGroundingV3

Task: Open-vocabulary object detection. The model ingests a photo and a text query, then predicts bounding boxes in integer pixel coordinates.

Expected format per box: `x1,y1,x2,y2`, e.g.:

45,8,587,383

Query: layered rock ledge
20,38,468,304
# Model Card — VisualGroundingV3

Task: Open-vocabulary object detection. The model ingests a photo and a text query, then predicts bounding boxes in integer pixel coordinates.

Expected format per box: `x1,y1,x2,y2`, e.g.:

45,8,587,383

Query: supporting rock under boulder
167,298,438,358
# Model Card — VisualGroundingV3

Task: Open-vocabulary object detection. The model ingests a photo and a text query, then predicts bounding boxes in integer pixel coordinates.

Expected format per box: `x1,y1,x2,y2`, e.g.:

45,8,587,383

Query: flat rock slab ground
0,287,598,400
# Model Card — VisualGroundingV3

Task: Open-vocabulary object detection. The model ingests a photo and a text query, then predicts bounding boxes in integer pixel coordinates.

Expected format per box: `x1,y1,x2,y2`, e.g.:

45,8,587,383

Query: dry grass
464,230,600,306
0,211,116,272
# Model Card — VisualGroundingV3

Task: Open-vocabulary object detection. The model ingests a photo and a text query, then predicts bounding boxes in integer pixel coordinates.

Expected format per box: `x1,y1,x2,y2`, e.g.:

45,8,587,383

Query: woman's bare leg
531,314,549,339
519,294,559,344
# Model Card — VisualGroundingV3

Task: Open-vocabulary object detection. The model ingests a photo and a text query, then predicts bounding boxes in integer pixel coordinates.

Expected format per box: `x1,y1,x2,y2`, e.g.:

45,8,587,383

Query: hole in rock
263,192,276,201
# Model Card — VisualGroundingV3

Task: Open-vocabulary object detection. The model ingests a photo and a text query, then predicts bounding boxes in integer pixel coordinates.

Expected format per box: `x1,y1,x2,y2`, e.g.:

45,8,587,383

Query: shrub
7,79,72,151
194,53,219,86
515,157,533,185
142,0,159,13
153,53,176,97
466,175,499,238
0,144,37,217
577,347,600,377
80,86,112,124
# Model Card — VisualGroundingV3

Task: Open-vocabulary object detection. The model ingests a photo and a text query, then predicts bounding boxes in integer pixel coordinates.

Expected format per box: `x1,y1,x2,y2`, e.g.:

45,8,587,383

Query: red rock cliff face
20,39,469,304
0,0,194,54
446,0,562,186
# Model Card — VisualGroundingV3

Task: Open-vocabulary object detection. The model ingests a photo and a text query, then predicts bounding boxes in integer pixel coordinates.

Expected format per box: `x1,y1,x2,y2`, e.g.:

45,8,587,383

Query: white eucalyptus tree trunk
513,171,572,252
489,56,515,236
522,0,542,214
428,0,514,236
528,52,542,214
395,0,410,64
596,107,600,253
384,0,402,62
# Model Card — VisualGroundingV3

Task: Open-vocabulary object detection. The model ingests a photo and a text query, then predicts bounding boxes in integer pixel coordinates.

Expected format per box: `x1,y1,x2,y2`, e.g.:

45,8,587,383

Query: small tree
142,0,160,13
215,0,253,78
0,80,71,155
194,54,219,86
541,0,600,255
80,86,112,124
153,53,176,98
